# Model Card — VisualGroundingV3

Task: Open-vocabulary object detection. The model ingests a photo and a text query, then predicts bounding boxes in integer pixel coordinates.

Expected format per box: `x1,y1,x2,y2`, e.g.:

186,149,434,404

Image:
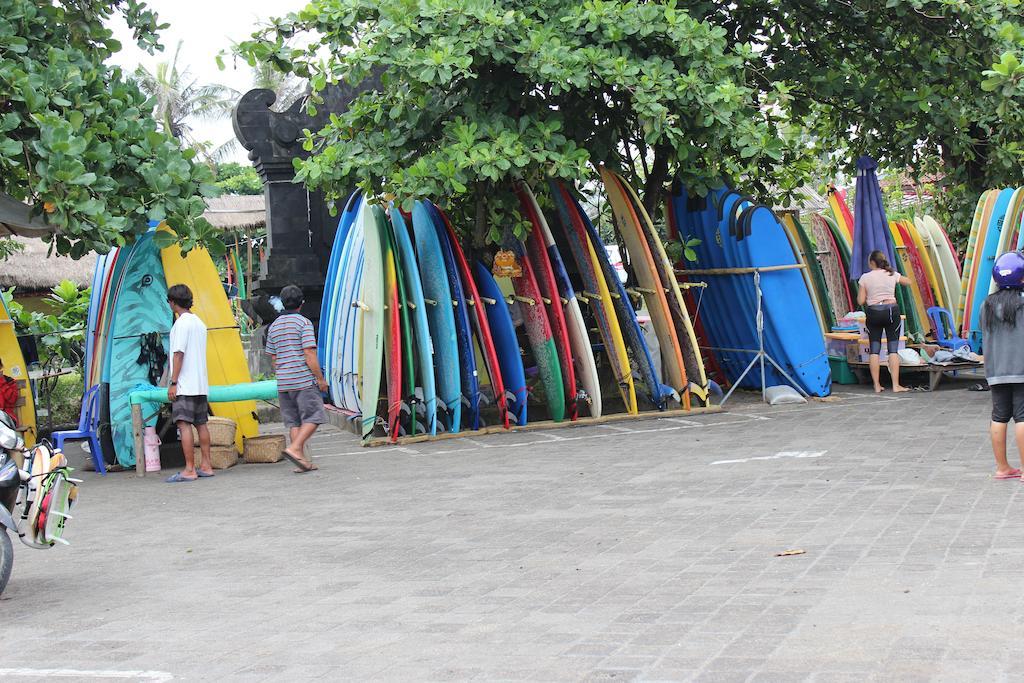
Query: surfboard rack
351,402,724,448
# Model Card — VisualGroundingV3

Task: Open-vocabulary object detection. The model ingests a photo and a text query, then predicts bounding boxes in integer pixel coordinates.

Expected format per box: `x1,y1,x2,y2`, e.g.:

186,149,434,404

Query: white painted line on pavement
710,450,827,465
0,669,172,681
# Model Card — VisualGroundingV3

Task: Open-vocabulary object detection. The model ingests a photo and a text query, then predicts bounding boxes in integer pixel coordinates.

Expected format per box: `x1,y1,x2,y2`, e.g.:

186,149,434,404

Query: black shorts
991,384,1024,424
865,303,901,355
172,395,209,425
279,387,327,428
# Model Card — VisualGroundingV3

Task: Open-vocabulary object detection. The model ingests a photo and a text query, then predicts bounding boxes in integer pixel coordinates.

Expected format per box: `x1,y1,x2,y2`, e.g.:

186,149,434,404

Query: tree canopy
236,0,792,240
237,0,1024,238
0,0,219,258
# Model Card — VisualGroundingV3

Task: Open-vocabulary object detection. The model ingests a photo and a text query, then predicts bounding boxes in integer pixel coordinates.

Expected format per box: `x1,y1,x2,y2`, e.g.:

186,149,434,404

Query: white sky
107,0,309,163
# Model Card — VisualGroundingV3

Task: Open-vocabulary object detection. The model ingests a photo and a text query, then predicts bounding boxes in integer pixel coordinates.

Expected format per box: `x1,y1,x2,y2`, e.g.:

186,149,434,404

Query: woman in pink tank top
857,250,911,393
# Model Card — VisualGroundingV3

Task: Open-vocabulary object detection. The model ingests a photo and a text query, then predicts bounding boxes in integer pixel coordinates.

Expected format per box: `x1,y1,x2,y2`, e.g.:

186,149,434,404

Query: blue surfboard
390,206,438,436
968,187,1015,350
412,201,461,433
319,191,362,374
738,205,831,396
426,201,480,430
474,261,527,426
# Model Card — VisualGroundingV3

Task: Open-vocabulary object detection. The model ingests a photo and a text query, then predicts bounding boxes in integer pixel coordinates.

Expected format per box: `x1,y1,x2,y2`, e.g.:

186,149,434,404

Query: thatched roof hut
0,237,96,293
0,194,266,294
202,194,266,232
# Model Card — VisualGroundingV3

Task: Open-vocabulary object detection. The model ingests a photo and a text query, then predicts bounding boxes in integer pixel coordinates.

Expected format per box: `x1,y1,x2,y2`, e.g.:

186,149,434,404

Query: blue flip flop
196,470,215,478
165,472,198,483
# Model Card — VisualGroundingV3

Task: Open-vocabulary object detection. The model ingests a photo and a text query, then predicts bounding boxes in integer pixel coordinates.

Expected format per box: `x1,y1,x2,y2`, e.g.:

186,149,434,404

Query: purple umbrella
851,155,897,280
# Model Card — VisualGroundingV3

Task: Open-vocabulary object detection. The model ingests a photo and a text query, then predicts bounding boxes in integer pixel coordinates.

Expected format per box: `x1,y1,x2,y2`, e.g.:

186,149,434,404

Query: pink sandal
994,469,1021,480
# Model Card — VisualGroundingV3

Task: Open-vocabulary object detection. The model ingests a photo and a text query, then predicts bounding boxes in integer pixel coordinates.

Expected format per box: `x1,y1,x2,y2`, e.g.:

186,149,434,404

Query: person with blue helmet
980,251,1024,480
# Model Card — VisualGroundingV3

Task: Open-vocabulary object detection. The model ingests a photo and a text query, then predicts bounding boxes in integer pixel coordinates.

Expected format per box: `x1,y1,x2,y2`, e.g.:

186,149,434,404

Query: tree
687,0,1024,232
0,0,220,258
134,40,240,164
215,162,262,195
236,0,1024,239
235,0,791,241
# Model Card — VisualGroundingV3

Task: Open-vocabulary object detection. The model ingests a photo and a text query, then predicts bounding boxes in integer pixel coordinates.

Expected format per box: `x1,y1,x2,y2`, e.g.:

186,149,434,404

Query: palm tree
250,61,306,112
134,41,240,163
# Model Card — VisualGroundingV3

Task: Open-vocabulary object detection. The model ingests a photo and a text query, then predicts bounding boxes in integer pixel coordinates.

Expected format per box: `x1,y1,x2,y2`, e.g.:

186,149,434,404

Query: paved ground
3,379,1021,682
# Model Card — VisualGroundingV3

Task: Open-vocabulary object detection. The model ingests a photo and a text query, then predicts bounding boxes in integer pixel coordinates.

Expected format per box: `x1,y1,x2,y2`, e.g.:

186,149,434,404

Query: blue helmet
993,251,1024,290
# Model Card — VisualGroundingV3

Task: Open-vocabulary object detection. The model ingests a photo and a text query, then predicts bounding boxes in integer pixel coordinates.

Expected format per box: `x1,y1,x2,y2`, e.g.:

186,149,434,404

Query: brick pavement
2,382,1021,682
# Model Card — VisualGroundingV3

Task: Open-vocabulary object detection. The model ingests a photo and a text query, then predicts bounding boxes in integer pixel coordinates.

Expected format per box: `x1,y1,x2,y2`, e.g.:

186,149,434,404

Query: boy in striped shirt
266,285,328,473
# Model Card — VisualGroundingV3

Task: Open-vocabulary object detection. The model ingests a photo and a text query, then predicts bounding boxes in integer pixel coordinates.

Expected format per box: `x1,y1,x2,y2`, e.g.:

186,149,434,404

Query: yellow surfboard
160,229,258,452
889,222,929,331
584,232,637,414
0,301,35,447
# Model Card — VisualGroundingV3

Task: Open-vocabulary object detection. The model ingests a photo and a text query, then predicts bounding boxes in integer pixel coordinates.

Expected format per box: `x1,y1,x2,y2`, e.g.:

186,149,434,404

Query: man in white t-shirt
165,284,212,482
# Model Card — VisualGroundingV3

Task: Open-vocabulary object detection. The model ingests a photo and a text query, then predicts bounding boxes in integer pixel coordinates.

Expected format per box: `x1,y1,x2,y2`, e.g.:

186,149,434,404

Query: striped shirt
266,313,317,391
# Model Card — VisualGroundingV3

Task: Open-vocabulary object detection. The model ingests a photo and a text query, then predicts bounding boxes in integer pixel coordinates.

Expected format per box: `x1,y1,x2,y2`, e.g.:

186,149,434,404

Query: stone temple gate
231,80,376,326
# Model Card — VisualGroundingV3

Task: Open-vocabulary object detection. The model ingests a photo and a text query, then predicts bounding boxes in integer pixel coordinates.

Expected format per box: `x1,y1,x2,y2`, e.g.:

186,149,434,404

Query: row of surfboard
667,187,832,397
773,186,964,347
84,227,258,467
958,188,1024,351
318,168,713,441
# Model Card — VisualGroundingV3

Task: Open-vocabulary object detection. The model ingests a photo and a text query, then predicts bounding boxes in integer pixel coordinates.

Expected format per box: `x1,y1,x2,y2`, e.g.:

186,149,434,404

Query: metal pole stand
718,270,810,407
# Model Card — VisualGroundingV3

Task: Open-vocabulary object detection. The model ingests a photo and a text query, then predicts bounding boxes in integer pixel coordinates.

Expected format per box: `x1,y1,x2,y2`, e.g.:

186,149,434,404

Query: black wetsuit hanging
137,332,167,386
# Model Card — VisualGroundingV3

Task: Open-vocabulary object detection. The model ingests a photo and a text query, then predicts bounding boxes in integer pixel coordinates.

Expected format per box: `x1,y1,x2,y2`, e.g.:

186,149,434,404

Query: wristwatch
170,381,177,386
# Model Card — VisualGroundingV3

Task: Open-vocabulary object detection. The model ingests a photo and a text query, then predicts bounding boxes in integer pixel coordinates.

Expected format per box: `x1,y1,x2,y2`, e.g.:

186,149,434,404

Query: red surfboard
516,185,579,421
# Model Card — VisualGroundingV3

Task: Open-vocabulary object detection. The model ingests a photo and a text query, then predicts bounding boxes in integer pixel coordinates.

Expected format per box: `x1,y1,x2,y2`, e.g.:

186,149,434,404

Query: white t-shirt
169,311,208,396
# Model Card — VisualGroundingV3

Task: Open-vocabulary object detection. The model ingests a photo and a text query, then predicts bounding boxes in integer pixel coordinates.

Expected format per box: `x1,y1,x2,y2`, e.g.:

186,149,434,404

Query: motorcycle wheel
0,529,11,596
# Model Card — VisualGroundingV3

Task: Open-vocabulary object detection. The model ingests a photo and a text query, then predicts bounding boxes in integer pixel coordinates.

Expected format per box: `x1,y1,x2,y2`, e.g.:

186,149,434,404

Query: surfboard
505,239,565,422
989,188,1024,294
434,206,509,429
522,185,601,419
108,233,172,466
0,296,35,447
965,188,1014,346
609,169,709,406
427,201,480,430
319,191,362,383
517,185,578,420
665,188,728,389
780,212,831,333
412,200,461,432
354,205,386,439
826,185,855,247
390,206,437,435
474,261,527,426
84,251,110,391
160,228,259,453
958,190,996,330
901,219,944,311
737,205,831,396
549,181,637,414
328,202,366,413
920,216,960,314
601,167,687,404
809,213,853,320
375,205,402,442
895,220,937,311
382,211,417,437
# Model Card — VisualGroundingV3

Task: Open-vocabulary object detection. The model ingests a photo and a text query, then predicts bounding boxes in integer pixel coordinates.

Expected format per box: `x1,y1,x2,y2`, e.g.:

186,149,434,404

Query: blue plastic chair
927,306,971,351
52,385,106,475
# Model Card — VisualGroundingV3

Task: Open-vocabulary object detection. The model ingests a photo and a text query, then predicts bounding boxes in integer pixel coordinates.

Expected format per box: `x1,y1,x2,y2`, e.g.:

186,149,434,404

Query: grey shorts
279,386,326,428
172,395,209,425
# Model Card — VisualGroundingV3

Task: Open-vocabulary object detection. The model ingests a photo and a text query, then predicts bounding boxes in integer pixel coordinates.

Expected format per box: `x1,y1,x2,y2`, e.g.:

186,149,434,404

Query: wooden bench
847,360,984,391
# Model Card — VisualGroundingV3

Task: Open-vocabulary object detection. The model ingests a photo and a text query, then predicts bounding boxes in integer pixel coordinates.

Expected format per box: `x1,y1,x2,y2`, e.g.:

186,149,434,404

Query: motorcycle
0,411,80,596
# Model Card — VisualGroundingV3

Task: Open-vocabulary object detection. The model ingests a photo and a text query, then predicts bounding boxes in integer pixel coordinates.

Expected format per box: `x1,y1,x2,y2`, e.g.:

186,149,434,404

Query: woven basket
190,417,237,447
243,434,285,464
207,445,239,470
